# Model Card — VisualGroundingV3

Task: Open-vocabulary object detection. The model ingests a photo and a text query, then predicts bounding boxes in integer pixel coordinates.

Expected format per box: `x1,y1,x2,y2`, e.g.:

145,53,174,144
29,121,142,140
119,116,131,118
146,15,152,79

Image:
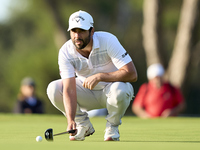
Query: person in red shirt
132,63,185,118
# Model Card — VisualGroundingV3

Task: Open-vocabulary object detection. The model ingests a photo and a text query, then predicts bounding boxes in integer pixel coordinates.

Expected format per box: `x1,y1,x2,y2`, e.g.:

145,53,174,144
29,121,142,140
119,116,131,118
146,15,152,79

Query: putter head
45,128,53,141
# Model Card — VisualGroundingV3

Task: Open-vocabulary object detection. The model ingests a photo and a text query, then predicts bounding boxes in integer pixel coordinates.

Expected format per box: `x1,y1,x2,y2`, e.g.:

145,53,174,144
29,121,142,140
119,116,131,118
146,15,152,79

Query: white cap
67,10,94,31
147,63,165,80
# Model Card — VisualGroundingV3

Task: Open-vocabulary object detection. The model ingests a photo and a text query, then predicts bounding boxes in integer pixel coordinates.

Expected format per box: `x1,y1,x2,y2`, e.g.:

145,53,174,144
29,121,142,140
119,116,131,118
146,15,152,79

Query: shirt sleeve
58,45,75,79
133,83,148,107
107,34,132,69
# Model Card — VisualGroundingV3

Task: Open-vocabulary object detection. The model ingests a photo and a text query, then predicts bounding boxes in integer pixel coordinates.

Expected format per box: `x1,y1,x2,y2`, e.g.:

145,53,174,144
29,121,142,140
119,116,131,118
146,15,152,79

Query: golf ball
36,136,42,142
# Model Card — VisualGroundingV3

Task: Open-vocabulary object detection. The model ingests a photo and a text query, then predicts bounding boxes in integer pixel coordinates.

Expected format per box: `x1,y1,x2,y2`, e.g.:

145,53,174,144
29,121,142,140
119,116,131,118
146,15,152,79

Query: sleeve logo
122,52,128,58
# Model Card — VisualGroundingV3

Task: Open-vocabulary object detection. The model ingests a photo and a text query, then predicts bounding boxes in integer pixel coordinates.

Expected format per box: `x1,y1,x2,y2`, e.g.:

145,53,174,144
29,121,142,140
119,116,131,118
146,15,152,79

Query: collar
92,32,100,50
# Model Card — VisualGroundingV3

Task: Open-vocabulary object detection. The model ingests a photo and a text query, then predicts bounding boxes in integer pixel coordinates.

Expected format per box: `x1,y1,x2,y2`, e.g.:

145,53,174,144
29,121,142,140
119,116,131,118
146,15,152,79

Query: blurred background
0,0,199,116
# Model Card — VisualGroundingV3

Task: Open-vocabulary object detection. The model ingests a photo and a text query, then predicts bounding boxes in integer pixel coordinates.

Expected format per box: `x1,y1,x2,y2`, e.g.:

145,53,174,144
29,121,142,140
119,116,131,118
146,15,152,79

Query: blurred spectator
13,77,44,114
132,63,185,118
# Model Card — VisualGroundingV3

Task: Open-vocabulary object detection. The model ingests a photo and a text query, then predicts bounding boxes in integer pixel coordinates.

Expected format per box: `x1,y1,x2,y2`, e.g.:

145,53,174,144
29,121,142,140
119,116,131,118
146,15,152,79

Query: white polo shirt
58,31,132,90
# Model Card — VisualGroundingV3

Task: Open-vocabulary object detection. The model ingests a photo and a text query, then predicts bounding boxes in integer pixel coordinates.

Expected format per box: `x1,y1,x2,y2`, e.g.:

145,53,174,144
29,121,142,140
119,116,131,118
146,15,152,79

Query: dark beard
73,33,91,50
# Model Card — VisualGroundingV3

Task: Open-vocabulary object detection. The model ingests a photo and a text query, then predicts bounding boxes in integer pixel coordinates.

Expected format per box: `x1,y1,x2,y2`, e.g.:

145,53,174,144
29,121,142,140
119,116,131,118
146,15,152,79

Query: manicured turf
0,113,200,150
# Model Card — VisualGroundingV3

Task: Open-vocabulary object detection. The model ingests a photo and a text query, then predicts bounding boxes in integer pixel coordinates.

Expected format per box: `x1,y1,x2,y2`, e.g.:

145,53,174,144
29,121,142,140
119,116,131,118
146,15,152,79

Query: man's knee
46,80,62,103
107,82,133,105
47,81,55,100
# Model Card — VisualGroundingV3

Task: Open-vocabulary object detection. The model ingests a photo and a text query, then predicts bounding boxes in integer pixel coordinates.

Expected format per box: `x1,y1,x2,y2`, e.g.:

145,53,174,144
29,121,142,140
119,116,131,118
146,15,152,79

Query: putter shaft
53,130,76,136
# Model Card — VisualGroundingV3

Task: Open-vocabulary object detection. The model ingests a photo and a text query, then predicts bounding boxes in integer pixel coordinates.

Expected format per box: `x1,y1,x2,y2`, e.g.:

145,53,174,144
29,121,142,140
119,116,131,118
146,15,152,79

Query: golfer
47,10,137,141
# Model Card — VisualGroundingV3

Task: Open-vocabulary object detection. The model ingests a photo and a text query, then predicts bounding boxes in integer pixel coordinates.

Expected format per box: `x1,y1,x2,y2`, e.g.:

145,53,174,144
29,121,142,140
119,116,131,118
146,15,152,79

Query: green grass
0,114,200,150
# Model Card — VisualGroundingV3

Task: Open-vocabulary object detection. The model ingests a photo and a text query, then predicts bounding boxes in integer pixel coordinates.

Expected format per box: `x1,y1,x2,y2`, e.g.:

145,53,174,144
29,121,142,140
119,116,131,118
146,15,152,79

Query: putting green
0,114,200,150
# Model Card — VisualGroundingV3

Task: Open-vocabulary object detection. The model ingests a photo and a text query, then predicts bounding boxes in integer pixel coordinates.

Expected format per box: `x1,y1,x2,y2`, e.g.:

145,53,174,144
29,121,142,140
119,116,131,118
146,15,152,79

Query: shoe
104,125,120,141
69,121,95,141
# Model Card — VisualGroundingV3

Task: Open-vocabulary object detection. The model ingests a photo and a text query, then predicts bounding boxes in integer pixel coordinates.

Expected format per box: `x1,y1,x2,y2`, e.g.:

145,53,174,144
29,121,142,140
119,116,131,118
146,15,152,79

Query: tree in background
142,0,162,66
142,0,199,89
166,0,199,88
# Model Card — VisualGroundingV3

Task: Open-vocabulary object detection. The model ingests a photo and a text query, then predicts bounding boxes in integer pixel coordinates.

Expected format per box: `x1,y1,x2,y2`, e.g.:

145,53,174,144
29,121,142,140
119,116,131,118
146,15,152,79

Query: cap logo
72,15,85,23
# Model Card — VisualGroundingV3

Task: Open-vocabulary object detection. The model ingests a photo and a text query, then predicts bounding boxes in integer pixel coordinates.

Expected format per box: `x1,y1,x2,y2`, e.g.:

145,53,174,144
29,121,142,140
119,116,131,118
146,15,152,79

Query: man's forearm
132,105,151,118
62,77,77,124
63,90,77,124
83,62,137,90
98,69,137,83
98,61,137,83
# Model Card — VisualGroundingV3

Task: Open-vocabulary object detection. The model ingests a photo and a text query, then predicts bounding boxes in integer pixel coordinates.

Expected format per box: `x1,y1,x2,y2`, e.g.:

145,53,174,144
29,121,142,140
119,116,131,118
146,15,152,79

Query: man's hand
67,120,77,136
82,74,100,90
161,109,173,118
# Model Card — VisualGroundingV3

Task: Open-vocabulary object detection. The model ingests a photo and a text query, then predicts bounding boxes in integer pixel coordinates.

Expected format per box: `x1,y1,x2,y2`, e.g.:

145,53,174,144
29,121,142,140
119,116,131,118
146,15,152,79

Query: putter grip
68,129,76,133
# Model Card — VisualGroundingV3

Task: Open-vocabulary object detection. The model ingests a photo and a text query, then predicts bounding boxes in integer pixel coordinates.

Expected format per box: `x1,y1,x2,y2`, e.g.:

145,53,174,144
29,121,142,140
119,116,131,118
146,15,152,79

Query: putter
44,128,76,141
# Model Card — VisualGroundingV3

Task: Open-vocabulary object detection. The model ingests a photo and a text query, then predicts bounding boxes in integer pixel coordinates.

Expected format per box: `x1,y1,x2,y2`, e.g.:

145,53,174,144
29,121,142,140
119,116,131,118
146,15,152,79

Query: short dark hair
89,27,93,33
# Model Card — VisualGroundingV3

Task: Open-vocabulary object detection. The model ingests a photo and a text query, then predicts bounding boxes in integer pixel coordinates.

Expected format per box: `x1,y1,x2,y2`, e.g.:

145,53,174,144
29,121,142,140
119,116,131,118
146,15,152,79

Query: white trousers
47,78,134,126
